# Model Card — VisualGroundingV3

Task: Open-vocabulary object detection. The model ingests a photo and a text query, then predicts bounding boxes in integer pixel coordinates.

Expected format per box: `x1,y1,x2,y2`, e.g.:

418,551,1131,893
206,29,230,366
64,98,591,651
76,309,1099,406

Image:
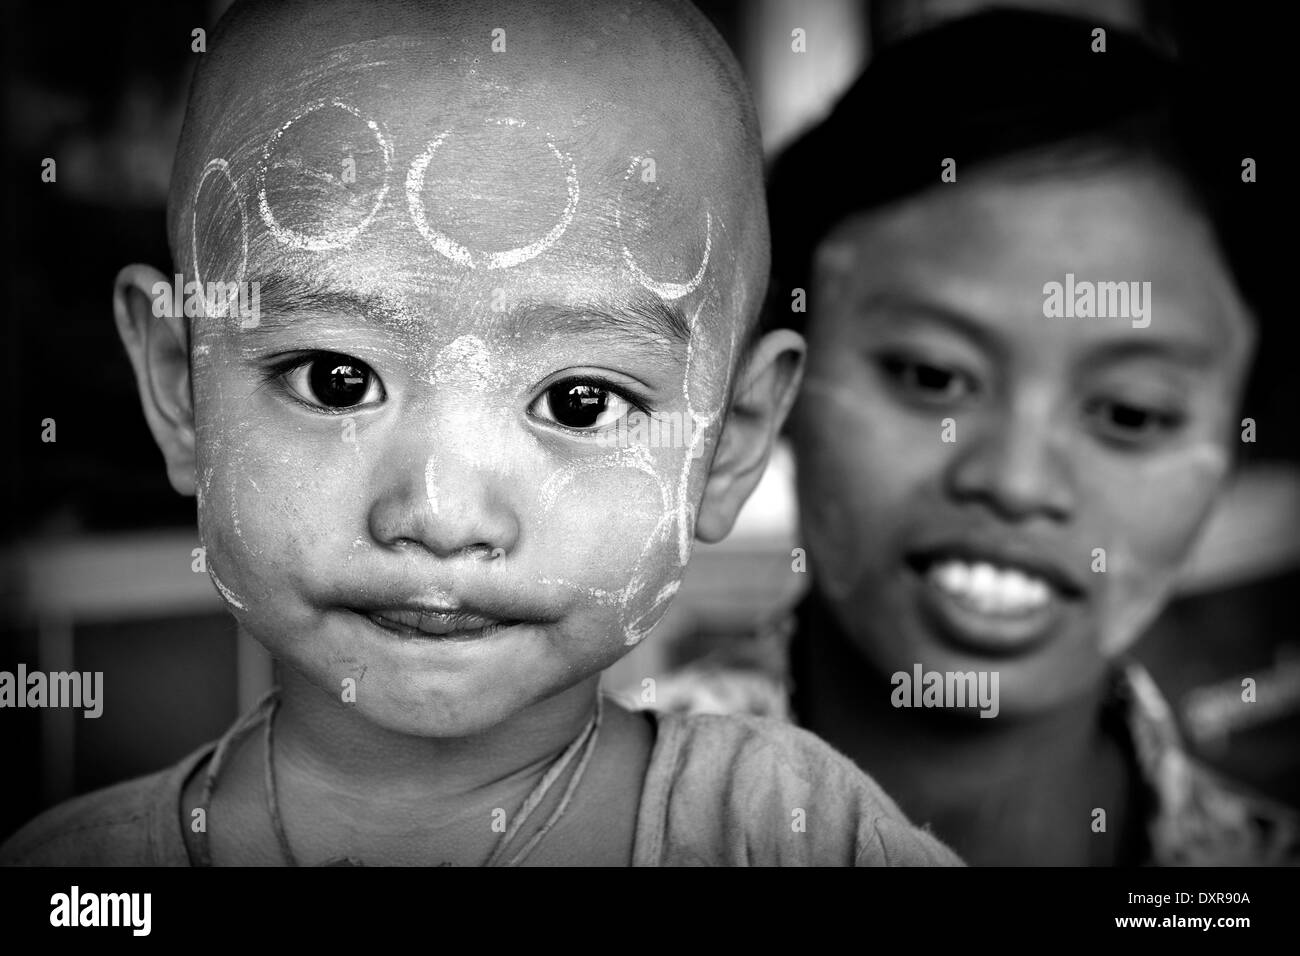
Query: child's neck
209,652,607,866
794,601,1140,865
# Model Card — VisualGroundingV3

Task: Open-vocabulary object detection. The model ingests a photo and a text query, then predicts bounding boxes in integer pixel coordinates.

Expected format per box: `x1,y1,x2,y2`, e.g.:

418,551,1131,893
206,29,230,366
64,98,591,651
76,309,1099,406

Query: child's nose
367,445,521,560
945,401,1077,523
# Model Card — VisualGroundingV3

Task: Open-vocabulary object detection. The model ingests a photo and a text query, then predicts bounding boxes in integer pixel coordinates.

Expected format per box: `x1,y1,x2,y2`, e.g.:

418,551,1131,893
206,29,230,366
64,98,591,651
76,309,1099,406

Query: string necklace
194,689,604,867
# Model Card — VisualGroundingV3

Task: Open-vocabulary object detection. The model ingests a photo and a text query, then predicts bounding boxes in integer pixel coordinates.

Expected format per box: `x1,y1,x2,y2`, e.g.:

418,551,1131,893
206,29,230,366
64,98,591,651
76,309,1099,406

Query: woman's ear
695,328,805,543
113,265,198,496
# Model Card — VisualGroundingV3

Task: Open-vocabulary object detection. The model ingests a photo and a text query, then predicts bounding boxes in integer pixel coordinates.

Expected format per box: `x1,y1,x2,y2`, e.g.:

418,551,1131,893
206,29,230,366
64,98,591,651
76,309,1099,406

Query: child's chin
353,690,524,738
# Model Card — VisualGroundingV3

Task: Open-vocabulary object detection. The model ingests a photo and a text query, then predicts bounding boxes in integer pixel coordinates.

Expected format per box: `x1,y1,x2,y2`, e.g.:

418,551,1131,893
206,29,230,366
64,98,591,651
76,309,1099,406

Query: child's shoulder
637,709,962,866
0,743,211,867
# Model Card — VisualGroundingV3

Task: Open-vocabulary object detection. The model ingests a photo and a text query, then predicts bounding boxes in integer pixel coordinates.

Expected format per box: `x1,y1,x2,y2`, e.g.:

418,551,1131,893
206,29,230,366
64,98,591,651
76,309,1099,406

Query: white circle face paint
534,443,683,647
192,158,248,289
208,566,247,611
405,119,580,270
624,579,681,646
256,100,394,252
615,157,712,301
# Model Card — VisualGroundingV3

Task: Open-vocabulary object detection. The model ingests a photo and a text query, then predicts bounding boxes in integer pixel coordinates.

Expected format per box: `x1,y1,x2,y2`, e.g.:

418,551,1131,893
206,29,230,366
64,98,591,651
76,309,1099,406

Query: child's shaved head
117,0,801,739
168,0,768,341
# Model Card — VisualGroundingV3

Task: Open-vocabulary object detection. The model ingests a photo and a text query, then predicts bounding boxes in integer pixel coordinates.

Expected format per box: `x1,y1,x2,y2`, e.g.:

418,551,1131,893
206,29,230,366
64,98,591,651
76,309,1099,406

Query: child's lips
359,605,521,639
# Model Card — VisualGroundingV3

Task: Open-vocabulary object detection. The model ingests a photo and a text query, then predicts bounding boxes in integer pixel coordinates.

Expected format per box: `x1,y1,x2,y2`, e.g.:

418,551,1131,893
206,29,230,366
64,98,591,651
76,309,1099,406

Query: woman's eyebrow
857,293,1006,358
1078,336,1221,371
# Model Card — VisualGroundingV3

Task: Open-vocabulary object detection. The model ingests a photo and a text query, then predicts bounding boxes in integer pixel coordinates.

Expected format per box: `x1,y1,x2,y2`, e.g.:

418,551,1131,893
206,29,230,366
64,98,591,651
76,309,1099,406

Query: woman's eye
280,352,384,410
1085,398,1184,446
880,355,976,404
530,381,633,431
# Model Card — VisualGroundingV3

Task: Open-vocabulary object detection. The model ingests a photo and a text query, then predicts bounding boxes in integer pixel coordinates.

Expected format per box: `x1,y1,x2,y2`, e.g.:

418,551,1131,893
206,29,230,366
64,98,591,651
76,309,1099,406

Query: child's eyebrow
241,269,692,349
242,268,414,334
500,295,691,348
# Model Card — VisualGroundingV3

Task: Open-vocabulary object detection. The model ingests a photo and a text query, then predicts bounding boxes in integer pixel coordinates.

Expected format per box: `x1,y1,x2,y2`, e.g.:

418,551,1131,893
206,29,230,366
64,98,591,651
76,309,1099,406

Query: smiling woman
648,6,1300,868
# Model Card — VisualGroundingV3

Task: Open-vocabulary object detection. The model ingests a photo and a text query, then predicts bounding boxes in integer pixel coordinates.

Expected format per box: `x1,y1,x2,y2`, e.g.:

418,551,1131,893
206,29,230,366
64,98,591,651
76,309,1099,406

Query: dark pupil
915,365,952,392
1112,405,1148,430
550,383,608,428
310,354,370,408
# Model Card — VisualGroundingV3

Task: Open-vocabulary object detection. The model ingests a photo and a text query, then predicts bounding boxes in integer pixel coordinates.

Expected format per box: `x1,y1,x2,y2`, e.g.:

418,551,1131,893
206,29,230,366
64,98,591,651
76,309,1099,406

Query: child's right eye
274,351,386,411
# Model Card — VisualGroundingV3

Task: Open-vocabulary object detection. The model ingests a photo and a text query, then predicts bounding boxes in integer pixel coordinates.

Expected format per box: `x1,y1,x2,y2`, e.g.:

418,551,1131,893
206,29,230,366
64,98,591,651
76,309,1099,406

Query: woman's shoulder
0,743,213,867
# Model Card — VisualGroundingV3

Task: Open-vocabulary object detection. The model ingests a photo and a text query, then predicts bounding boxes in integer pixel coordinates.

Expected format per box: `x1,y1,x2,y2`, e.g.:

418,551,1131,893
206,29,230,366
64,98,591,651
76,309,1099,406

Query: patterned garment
1117,663,1299,865
640,619,1300,866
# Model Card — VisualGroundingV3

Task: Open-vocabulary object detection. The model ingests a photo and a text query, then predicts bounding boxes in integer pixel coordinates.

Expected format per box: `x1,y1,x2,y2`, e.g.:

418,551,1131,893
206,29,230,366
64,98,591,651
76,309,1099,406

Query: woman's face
792,163,1255,716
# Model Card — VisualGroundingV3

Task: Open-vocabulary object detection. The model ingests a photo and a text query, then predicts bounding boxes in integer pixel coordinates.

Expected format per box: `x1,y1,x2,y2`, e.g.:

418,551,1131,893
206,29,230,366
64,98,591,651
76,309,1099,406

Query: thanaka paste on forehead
615,157,712,301
256,100,395,252
430,334,513,392
406,118,580,270
192,158,248,294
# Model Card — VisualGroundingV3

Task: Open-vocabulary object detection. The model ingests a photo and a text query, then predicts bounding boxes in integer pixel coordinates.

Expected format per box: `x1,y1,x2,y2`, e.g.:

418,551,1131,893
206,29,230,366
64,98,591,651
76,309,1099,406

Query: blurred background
2,0,1297,842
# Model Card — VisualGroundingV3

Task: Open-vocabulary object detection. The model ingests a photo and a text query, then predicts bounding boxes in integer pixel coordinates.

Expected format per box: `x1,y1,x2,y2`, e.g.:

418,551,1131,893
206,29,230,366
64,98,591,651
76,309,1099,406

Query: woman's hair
765,9,1250,336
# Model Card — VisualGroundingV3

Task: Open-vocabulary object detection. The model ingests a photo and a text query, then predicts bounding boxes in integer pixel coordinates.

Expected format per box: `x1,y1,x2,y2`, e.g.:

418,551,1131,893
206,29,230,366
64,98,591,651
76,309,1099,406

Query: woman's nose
945,401,1077,523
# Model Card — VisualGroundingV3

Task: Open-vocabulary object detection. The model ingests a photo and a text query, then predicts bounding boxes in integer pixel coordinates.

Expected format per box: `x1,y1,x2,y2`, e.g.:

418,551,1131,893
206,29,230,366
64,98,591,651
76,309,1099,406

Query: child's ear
695,328,805,543
113,264,197,497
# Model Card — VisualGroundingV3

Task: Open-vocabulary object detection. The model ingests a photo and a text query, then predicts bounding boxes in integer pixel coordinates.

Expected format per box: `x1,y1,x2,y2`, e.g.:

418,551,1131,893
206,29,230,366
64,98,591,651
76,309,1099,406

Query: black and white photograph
0,0,1295,930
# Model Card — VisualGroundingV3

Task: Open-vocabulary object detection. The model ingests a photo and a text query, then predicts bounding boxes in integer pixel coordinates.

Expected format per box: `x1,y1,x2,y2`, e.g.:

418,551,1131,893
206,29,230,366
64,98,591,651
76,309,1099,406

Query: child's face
793,163,1255,715
163,33,777,737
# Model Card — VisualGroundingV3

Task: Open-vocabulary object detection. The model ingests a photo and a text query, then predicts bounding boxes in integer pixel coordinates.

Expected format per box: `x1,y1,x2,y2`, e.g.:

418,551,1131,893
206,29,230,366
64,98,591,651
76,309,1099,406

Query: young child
657,11,1299,865
0,0,959,866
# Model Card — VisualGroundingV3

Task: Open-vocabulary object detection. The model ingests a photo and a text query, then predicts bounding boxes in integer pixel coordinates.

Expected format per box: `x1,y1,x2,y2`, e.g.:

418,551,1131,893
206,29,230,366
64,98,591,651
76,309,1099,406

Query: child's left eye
277,352,385,411
529,381,634,431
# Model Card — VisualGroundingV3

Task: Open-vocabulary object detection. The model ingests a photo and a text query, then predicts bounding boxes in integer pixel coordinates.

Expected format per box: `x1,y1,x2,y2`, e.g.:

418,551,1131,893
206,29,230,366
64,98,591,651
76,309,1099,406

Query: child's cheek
535,443,689,646
192,379,353,625
1084,441,1229,656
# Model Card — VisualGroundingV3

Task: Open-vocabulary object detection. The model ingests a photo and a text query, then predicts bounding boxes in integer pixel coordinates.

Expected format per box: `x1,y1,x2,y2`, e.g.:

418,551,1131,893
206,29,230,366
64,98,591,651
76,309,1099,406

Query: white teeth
927,560,1051,613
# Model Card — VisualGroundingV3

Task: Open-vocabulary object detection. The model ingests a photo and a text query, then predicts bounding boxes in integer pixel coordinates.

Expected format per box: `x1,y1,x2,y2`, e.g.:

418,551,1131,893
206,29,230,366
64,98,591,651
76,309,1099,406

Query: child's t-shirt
1,704,960,866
